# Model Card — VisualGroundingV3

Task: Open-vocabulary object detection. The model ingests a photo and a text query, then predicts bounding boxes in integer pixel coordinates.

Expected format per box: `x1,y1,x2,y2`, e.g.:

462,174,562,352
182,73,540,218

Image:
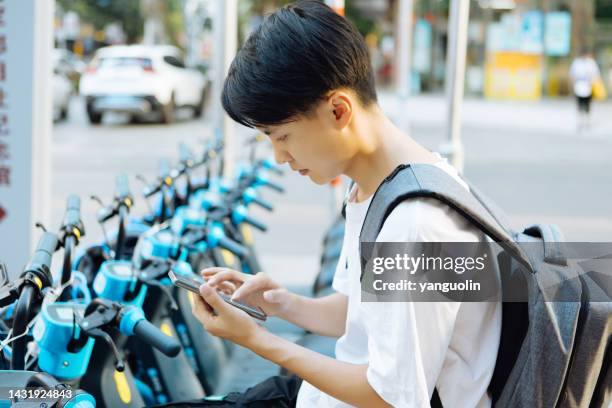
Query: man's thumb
263,288,286,303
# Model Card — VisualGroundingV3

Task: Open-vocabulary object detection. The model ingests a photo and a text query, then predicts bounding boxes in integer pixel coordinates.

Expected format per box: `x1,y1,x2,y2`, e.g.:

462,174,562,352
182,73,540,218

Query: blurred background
53,0,612,98
3,0,612,282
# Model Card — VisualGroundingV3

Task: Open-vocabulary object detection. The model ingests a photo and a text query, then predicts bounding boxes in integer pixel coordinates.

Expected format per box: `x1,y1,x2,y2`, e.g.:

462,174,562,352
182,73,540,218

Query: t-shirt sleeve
362,198,481,407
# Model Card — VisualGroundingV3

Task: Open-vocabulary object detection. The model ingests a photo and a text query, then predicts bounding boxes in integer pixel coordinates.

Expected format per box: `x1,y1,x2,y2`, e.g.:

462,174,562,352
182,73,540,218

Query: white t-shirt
570,57,600,97
296,157,501,408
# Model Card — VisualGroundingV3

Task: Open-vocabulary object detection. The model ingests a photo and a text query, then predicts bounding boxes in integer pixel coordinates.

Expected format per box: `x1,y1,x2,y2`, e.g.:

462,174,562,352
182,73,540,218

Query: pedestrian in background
570,50,603,132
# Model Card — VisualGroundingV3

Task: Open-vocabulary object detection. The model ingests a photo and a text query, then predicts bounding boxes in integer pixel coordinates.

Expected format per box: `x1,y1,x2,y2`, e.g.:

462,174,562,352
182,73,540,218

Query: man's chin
308,173,334,186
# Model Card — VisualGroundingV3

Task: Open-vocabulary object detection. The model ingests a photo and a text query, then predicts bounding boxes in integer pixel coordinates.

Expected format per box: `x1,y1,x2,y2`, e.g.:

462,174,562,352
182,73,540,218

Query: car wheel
161,93,175,124
87,111,102,125
129,114,142,124
193,89,206,118
59,106,68,121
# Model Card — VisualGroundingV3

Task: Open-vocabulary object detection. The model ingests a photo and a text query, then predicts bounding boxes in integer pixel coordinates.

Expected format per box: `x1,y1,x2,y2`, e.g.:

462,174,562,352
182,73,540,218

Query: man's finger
263,288,287,303
200,284,231,314
209,281,237,295
216,281,237,293
201,266,243,276
206,269,245,286
231,275,269,301
201,267,230,277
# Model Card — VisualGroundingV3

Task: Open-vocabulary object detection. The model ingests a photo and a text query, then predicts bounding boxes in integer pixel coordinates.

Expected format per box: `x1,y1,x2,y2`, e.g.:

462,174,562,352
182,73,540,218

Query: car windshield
97,57,153,70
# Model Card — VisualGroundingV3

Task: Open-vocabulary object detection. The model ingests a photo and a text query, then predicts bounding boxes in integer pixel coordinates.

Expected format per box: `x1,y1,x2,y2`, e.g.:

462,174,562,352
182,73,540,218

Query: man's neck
343,106,439,203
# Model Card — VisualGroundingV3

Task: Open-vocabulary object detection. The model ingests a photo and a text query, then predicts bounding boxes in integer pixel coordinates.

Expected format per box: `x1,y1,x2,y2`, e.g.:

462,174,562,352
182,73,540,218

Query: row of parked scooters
0,133,345,407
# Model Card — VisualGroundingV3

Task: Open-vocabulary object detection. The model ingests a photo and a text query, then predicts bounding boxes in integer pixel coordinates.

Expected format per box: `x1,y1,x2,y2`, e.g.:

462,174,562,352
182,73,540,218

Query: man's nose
272,143,292,165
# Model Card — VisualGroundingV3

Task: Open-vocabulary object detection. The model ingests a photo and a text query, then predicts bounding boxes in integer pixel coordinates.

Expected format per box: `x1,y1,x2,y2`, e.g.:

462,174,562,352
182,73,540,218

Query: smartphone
168,271,267,321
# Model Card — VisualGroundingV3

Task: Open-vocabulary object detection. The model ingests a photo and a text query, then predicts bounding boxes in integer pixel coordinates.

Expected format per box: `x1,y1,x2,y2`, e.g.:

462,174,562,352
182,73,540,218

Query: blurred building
53,0,612,100
353,0,612,100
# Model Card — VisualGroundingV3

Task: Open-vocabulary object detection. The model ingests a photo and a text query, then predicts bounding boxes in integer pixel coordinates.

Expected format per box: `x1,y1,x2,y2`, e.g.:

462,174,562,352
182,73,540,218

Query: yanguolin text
372,279,481,293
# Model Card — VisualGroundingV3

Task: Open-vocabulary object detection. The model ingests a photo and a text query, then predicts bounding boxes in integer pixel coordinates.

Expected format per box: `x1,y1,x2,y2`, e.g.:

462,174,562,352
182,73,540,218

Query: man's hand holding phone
184,267,293,348
191,283,263,347
202,267,293,318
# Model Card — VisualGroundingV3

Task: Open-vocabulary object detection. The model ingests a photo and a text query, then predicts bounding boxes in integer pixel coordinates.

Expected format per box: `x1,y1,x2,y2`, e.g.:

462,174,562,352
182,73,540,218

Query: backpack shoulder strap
358,164,533,280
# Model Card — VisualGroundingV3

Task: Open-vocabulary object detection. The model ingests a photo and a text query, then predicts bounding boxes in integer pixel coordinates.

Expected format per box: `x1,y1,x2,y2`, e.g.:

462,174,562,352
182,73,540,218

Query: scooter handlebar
115,174,131,200
179,143,193,165
217,236,248,259
242,214,267,233
256,160,284,176
250,196,274,212
61,195,83,232
23,232,58,276
133,319,181,357
262,179,284,193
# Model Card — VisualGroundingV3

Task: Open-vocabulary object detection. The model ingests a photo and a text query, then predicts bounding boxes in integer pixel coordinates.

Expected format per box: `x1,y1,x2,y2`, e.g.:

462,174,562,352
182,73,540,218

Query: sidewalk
378,91,612,138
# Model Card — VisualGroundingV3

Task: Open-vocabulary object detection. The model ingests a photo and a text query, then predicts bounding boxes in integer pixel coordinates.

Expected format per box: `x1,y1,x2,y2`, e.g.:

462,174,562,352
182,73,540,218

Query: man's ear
328,91,353,130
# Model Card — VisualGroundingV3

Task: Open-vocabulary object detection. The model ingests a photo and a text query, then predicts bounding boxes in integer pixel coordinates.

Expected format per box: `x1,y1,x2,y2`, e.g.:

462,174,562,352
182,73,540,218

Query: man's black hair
221,0,377,128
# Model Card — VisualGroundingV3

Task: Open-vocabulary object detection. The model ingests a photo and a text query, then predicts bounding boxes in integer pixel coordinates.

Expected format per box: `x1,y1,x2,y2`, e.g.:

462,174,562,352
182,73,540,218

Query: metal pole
212,0,238,181
211,0,223,131
394,0,414,134
441,0,470,172
397,0,414,99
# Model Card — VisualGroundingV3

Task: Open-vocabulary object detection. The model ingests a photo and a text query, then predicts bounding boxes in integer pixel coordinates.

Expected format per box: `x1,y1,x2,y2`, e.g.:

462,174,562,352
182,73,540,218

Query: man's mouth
299,169,309,176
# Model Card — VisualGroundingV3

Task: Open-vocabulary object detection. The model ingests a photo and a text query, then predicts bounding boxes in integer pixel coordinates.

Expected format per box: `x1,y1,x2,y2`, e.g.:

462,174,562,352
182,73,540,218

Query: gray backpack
358,164,612,407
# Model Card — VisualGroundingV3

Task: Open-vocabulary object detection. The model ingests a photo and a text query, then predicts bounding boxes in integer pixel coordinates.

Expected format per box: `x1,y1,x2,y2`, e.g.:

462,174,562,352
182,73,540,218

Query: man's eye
277,134,289,142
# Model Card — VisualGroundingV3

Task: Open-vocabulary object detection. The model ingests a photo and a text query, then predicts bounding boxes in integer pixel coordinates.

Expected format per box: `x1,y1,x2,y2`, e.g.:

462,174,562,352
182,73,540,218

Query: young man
187,1,501,407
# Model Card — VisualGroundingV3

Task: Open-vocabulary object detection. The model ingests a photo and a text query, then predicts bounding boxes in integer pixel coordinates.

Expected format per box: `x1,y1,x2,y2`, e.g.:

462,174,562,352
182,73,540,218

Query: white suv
80,45,208,124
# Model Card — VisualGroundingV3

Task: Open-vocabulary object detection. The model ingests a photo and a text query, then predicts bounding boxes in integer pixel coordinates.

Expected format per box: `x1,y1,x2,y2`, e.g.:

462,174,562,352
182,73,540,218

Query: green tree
57,0,143,42
345,1,378,36
596,0,612,20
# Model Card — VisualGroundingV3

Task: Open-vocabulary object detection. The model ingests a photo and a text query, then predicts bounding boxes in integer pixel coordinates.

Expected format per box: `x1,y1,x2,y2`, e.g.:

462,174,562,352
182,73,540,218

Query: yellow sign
484,52,542,100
